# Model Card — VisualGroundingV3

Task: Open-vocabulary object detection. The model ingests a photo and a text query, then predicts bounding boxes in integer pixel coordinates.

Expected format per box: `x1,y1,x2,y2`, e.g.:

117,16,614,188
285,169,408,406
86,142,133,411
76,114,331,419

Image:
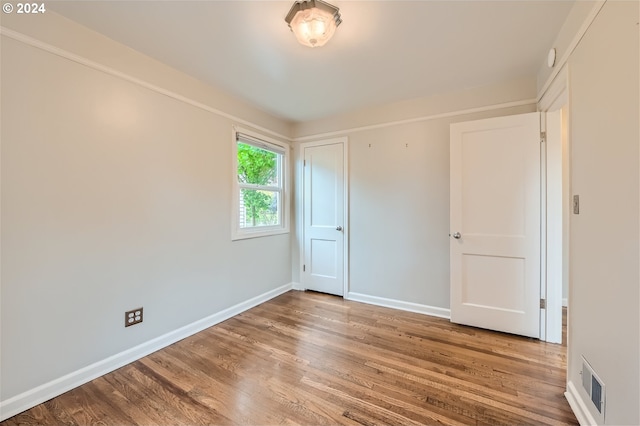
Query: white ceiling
48,1,574,123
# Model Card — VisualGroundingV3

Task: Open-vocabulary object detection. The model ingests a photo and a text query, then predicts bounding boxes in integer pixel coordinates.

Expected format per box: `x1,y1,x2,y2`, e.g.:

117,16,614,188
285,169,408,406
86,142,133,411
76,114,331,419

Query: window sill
232,227,289,241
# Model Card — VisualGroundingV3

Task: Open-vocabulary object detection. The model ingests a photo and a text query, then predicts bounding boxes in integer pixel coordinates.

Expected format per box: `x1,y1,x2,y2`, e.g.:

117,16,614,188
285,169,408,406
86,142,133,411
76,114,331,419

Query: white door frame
298,137,349,296
538,64,569,343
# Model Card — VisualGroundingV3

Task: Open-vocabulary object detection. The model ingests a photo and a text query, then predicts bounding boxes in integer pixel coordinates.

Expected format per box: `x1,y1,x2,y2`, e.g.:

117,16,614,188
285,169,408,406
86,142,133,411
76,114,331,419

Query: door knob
336,226,343,231
452,232,461,239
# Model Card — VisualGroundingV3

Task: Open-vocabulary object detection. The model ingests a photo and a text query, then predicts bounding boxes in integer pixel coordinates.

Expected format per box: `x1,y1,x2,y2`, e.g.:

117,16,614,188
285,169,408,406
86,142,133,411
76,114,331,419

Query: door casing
539,64,569,344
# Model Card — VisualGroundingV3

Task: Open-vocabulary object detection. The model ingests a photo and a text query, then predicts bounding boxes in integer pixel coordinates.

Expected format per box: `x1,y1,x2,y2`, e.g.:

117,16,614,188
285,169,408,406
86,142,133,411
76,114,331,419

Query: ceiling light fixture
285,0,342,48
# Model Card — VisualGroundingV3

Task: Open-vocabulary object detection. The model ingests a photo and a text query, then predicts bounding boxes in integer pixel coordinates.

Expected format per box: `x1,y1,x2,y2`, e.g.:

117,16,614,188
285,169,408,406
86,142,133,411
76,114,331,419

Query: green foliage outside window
237,142,279,227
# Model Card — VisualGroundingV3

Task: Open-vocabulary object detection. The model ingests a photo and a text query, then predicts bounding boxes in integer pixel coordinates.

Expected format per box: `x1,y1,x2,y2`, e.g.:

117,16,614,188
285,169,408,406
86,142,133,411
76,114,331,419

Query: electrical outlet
125,307,143,327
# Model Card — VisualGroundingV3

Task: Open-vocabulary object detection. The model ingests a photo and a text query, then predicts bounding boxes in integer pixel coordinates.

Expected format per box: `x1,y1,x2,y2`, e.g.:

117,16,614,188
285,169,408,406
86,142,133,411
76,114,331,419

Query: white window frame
231,126,290,240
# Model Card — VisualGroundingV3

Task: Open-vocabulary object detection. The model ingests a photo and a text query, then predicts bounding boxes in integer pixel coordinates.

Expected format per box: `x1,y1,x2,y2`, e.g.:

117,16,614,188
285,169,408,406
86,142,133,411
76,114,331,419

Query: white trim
565,380,599,426
346,292,451,319
539,78,569,344
542,110,565,344
343,138,350,297
539,65,568,112
536,1,606,103
231,126,291,241
299,138,349,297
0,283,292,421
540,115,547,342
562,298,568,307
296,145,305,289
293,99,537,142
0,27,291,143
291,282,305,291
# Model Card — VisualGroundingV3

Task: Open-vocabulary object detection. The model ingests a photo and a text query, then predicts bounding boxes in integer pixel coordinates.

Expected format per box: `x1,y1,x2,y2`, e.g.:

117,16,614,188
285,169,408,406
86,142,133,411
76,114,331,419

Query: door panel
310,239,338,278
461,255,526,311
450,112,540,338
303,142,344,296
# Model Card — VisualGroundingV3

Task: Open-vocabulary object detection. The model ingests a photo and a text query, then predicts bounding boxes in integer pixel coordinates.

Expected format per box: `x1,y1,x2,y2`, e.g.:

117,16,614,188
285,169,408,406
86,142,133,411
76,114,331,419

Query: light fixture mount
547,48,557,68
285,0,342,48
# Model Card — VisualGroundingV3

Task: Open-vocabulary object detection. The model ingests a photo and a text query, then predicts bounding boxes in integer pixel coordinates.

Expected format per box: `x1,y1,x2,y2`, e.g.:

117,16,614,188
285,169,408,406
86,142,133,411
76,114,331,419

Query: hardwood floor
2,291,577,425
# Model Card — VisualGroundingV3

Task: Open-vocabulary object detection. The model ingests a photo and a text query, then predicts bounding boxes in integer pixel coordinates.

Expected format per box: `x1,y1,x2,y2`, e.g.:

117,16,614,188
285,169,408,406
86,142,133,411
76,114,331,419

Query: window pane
239,189,280,228
237,142,279,186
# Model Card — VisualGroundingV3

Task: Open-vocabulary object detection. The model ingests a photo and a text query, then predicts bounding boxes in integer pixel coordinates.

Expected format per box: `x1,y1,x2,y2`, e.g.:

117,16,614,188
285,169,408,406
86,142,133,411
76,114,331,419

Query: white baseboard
291,282,305,291
346,292,450,319
563,298,568,307
0,283,293,421
565,380,598,425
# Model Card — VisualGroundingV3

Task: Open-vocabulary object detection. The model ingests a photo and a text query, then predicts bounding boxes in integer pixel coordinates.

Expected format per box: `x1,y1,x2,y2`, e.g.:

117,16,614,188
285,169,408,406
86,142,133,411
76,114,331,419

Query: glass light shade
289,7,337,47
285,0,341,48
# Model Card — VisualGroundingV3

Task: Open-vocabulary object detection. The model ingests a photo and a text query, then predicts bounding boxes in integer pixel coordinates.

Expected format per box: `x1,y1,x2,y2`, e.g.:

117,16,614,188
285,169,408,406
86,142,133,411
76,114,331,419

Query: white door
450,112,541,338
303,141,345,296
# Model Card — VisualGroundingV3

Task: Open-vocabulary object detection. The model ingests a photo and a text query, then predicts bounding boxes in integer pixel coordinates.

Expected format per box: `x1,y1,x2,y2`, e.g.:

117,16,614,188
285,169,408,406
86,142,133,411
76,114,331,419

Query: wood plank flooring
2,291,577,425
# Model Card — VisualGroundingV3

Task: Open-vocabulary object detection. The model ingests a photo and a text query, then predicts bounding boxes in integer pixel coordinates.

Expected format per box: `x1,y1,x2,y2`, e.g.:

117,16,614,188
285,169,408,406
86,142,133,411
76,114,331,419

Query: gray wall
567,1,639,424
1,13,292,402
292,80,537,311
347,107,535,309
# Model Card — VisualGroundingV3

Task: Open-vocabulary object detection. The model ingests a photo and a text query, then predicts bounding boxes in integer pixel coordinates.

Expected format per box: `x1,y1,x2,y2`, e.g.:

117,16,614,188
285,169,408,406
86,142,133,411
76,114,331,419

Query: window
232,128,289,240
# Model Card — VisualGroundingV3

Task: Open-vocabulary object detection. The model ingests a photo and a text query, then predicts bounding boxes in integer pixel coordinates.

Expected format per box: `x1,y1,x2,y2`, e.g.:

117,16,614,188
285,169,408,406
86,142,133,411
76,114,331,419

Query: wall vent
581,356,605,419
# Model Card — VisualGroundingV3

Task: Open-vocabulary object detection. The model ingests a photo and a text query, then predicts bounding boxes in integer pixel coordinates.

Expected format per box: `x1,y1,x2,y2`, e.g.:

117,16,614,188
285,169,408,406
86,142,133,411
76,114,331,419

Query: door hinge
540,298,547,309
303,264,306,272
303,159,306,167
540,131,546,143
